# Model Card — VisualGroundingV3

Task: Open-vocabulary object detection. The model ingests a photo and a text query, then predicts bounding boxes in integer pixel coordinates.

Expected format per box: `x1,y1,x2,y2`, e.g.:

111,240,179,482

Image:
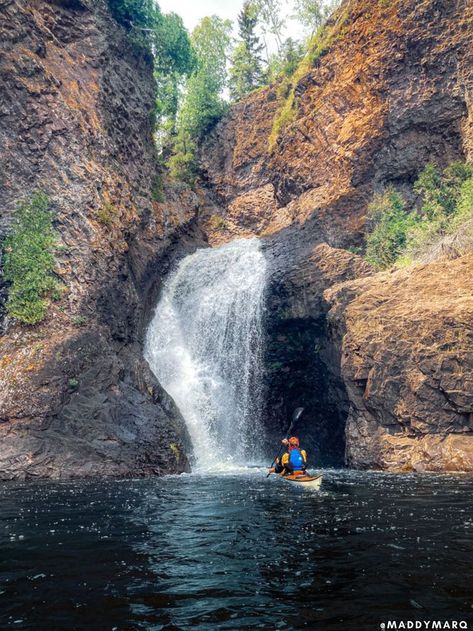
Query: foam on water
145,238,267,469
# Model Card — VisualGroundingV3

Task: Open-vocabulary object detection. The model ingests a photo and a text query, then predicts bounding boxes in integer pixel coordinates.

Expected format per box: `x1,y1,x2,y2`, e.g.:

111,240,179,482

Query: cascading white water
144,238,267,470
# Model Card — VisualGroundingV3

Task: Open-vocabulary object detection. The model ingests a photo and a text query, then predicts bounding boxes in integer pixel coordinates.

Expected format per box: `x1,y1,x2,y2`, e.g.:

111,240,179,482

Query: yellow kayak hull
279,473,323,489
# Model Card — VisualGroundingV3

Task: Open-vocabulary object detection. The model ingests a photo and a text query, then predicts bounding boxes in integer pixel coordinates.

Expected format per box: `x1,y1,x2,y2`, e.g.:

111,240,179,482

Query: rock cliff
1,0,472,477
325,254,473,471
200,0,473,470
201,0,473,244
0,0,203,479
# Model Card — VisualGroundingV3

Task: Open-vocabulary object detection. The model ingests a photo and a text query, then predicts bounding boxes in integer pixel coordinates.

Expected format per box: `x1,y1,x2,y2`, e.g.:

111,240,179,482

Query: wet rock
324,255,473,471
263,244,373,466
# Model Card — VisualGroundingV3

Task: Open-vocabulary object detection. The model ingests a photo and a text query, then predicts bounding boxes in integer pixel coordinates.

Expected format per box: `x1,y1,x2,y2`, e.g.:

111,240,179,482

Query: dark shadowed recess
261,228,353,468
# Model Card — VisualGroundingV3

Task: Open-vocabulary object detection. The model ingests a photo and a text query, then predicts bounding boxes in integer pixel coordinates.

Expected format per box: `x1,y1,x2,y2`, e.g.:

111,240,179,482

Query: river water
1,469,473,630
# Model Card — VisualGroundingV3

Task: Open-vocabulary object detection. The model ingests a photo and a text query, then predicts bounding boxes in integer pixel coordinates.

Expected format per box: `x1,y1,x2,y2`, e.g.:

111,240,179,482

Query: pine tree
168,16,232,182
229,1,265,101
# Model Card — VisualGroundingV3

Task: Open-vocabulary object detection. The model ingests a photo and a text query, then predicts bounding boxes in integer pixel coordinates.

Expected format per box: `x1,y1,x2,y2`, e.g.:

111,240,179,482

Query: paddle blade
292,407,304,423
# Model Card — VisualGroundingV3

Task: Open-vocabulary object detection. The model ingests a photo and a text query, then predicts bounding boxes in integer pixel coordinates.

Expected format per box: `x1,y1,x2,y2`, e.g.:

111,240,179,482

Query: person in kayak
272,436,307,476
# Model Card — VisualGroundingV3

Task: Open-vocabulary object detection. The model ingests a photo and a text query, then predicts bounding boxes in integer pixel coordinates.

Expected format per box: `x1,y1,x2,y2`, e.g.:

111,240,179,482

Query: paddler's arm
272,455,286,474
278,452,289,475
301,449,308,470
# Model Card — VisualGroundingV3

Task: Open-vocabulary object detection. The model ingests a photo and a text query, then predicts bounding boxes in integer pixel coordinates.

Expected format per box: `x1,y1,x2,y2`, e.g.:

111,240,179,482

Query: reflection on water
1,469,473,630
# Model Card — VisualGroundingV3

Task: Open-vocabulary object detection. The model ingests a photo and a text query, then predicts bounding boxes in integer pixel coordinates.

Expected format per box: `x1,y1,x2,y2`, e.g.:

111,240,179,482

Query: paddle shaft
268,420,294,467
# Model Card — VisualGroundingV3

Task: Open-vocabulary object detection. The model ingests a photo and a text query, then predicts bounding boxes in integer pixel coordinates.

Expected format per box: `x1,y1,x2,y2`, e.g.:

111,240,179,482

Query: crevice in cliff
261,244,359,467
262,310,348,467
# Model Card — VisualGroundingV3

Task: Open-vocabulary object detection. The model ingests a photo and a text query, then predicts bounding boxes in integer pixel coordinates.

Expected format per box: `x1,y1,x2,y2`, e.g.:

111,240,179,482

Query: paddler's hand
281,438,289,446
268,468,275,475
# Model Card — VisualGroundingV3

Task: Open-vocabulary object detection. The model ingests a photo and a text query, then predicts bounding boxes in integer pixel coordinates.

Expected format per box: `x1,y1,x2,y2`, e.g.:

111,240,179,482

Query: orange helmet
288,436,300,447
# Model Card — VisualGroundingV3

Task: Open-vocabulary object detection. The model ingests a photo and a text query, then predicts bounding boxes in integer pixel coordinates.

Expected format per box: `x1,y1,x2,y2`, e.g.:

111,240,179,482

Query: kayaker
271,436,307,476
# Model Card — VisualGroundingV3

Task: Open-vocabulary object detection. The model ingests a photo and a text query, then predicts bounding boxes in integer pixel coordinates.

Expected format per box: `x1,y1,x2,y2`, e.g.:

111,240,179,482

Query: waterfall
144,238,267,470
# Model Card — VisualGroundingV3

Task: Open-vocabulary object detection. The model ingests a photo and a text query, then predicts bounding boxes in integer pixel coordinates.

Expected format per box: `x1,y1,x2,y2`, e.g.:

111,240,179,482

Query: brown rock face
200,0,473,470
0,0,203,479
201,0,472,247
325,255,473,471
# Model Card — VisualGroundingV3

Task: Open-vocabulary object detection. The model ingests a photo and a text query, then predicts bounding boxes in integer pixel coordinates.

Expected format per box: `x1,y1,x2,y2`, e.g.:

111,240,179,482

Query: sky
157,0,306,48
159,0,242,32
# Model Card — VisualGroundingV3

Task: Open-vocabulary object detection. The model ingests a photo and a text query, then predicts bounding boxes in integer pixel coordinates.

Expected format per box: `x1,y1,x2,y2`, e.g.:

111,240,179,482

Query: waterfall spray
145,238,267,470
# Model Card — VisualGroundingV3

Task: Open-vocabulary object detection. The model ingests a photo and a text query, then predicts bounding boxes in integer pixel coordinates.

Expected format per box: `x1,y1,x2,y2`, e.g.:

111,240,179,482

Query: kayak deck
279,473,323,489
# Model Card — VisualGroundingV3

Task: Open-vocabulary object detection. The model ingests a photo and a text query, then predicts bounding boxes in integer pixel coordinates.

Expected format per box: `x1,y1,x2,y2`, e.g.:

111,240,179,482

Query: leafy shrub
364,162,473,269
97,200,117,226
453,176,473,225
404,162,473,261
365,189,414,269
3,192,57,325
413,162,472,219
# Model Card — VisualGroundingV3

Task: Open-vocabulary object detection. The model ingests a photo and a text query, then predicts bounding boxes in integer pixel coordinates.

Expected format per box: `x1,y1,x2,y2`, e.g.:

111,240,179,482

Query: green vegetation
365,189,414,269
227,0,342,105
268,5,347,151
153,13,196,149
292,0,338,36
168,16,232,183
3,192,57,325
364,162,473,269
97,200,118,226
108,1,195,152
72,315,87,327
108,0,191,64
228,2,265,102
151,174,165,203
265,37,305,84
108,0,157,34
256,0,285,53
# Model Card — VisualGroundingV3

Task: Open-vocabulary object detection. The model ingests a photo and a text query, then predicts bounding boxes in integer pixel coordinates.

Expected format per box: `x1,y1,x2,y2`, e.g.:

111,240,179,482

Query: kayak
279,473,323,490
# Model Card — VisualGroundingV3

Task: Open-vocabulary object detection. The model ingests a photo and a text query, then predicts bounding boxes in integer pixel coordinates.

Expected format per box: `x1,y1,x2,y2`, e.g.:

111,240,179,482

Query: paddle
266,407,304,477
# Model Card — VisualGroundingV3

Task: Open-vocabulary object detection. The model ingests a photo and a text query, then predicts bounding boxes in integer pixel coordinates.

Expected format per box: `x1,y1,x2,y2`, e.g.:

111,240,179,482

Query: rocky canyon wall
0,0,204,479
200,0,473,470
1,0,472,478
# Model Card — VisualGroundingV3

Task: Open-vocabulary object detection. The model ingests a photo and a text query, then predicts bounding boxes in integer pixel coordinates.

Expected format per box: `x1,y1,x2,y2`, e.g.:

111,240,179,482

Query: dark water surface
1,469,473,630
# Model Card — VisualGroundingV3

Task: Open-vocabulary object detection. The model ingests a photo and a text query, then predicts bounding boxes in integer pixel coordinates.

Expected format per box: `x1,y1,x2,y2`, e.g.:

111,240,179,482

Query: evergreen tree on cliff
168,16,232,182
229,1,265,102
